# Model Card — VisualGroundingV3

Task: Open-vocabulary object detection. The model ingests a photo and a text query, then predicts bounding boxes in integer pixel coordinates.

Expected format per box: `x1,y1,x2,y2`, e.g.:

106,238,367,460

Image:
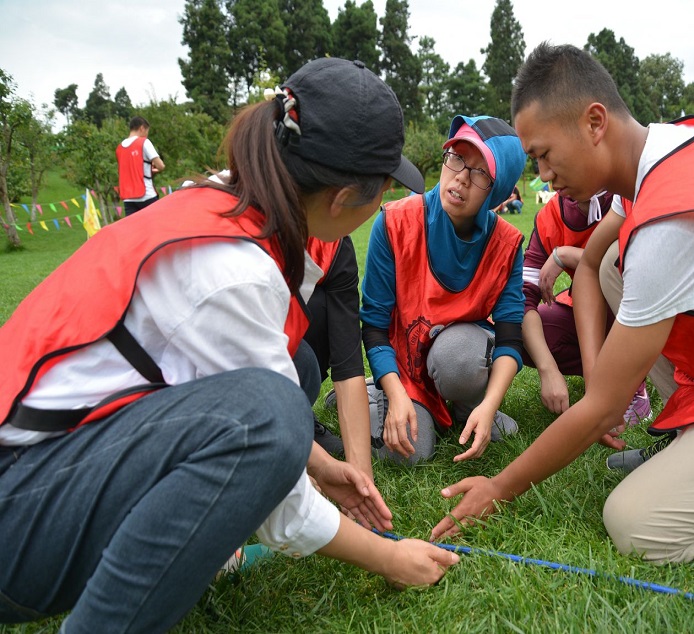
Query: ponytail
206,100,387,294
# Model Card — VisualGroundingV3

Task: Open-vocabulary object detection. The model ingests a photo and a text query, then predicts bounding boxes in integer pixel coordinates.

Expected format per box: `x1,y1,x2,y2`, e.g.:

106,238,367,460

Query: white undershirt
611,123,694,327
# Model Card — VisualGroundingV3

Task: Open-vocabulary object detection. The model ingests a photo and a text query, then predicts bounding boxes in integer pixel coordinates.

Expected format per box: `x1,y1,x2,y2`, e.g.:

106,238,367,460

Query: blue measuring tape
374,529,694,600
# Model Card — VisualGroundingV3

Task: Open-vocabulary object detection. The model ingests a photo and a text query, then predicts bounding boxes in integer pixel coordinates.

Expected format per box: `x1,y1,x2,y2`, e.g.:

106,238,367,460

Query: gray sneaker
324,377,374,409
314,418,344,457
606,432,676,474
490,410,519,442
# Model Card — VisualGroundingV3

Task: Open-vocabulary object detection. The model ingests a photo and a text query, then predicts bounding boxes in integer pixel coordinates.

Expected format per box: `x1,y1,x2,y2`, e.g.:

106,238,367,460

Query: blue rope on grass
374,529,694,600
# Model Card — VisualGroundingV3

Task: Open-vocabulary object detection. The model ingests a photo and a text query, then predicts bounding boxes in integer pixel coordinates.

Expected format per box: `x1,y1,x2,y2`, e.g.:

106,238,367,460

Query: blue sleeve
360,212,396,330
490,244,524,324
360,212,399,381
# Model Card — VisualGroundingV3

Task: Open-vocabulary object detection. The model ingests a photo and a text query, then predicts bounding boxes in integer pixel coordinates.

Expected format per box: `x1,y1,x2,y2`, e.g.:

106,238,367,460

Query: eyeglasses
442,151,493,190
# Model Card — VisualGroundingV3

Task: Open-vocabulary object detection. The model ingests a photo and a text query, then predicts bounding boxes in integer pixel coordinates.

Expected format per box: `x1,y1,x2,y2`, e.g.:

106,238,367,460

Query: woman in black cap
0,58,458,633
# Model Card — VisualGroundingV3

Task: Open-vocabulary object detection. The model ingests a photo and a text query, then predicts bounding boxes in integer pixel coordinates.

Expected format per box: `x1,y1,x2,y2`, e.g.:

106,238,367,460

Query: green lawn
1,176,692,633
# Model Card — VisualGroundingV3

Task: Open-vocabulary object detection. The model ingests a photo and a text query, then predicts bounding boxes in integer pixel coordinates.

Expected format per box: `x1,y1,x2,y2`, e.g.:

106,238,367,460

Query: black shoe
606,432,676,473
314,419,344,457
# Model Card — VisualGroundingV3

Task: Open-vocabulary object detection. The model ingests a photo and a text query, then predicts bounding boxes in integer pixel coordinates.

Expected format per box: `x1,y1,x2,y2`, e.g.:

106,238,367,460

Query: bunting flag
529,175,551,192
4,186,174,237
82,188,101,238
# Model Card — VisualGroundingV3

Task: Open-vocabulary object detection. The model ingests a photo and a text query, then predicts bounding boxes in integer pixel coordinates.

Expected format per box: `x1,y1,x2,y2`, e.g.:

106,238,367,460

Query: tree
83,73,114,128
0,69,33,247
62,117,124,225
113,87,134,121
139,99,225,181
279,0,332,76
16,104,56,221
682,82,694,118
639,53,685,122
417,36,450,128
379,0,422,124
331,0,380,72
447,60,487,126
179,0,232,121
481,0,525,122
402,119,445,180
585,29,656,125
54,83,80,126
227,0,287,95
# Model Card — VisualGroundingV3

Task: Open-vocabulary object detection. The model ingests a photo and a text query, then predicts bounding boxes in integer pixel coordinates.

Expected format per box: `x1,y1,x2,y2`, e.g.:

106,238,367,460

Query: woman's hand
311,456,393,532
382,390,418,458
454,403,494,461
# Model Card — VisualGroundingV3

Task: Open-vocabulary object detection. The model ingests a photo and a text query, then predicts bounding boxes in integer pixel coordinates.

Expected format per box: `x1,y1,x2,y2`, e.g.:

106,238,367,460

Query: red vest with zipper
618,118,694,433
116,136,148,199
383,195,523,428
0,187,309,430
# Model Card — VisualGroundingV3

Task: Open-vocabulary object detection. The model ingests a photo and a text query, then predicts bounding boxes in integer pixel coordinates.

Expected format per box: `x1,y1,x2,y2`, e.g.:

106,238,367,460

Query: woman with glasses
360,115,527,465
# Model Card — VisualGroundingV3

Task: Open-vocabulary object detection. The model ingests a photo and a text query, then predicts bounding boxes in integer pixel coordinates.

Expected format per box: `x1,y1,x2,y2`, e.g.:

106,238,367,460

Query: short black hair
129,116,150,131
512,42,631,123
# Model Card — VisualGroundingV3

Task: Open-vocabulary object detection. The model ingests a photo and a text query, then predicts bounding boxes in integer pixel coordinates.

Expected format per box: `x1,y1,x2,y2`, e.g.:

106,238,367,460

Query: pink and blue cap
442,122,497,180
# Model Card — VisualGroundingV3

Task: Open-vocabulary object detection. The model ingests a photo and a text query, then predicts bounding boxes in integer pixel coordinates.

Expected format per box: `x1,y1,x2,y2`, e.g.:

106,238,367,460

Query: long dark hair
204,100,386,294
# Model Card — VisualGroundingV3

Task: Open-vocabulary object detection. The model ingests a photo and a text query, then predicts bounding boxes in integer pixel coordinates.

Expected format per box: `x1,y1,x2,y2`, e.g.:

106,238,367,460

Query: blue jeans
0,369,313,633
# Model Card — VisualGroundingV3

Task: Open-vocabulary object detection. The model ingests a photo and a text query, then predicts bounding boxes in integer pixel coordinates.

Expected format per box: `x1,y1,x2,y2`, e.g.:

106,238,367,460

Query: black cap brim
390,156,425,193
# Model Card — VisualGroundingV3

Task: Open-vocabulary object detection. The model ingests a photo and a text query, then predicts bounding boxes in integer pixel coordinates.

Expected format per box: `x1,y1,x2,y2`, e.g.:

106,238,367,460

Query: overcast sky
2,0,693,124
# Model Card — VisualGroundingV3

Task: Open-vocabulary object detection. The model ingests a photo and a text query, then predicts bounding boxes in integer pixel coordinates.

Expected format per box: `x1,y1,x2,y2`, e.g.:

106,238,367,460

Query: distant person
116,116,165,216
493,184,523,214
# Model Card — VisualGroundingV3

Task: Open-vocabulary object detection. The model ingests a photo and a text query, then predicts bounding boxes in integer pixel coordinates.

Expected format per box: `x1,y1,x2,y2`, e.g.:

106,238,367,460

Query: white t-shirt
1,238,338,557
612,123,694,327
120,135,160,201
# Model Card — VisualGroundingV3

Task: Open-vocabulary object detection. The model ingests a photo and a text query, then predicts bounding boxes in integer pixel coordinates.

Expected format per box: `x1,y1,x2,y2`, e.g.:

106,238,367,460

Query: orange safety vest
619,118,694,433
383,195,523,428
116,136,149,199
534,194,602,307
0,187,309,432
306,237,341,285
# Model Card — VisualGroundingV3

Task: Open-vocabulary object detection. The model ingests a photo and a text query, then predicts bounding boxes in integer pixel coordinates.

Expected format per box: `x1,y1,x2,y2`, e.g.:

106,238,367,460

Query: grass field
1,175,693,633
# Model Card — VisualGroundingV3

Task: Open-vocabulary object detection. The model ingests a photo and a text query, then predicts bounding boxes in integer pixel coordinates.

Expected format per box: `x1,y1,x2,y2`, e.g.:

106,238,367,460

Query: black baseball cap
281,57,424,193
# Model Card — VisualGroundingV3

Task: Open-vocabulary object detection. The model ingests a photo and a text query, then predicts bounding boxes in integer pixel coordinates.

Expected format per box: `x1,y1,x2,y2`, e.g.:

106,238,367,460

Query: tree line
2,0,693,247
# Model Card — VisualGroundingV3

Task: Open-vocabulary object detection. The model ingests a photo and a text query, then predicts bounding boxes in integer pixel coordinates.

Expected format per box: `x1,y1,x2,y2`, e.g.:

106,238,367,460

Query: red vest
535,195,602,307
0,187,309,430
384,195,523,428
618,121,694,433
116,136,148,199
306,237,341,285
